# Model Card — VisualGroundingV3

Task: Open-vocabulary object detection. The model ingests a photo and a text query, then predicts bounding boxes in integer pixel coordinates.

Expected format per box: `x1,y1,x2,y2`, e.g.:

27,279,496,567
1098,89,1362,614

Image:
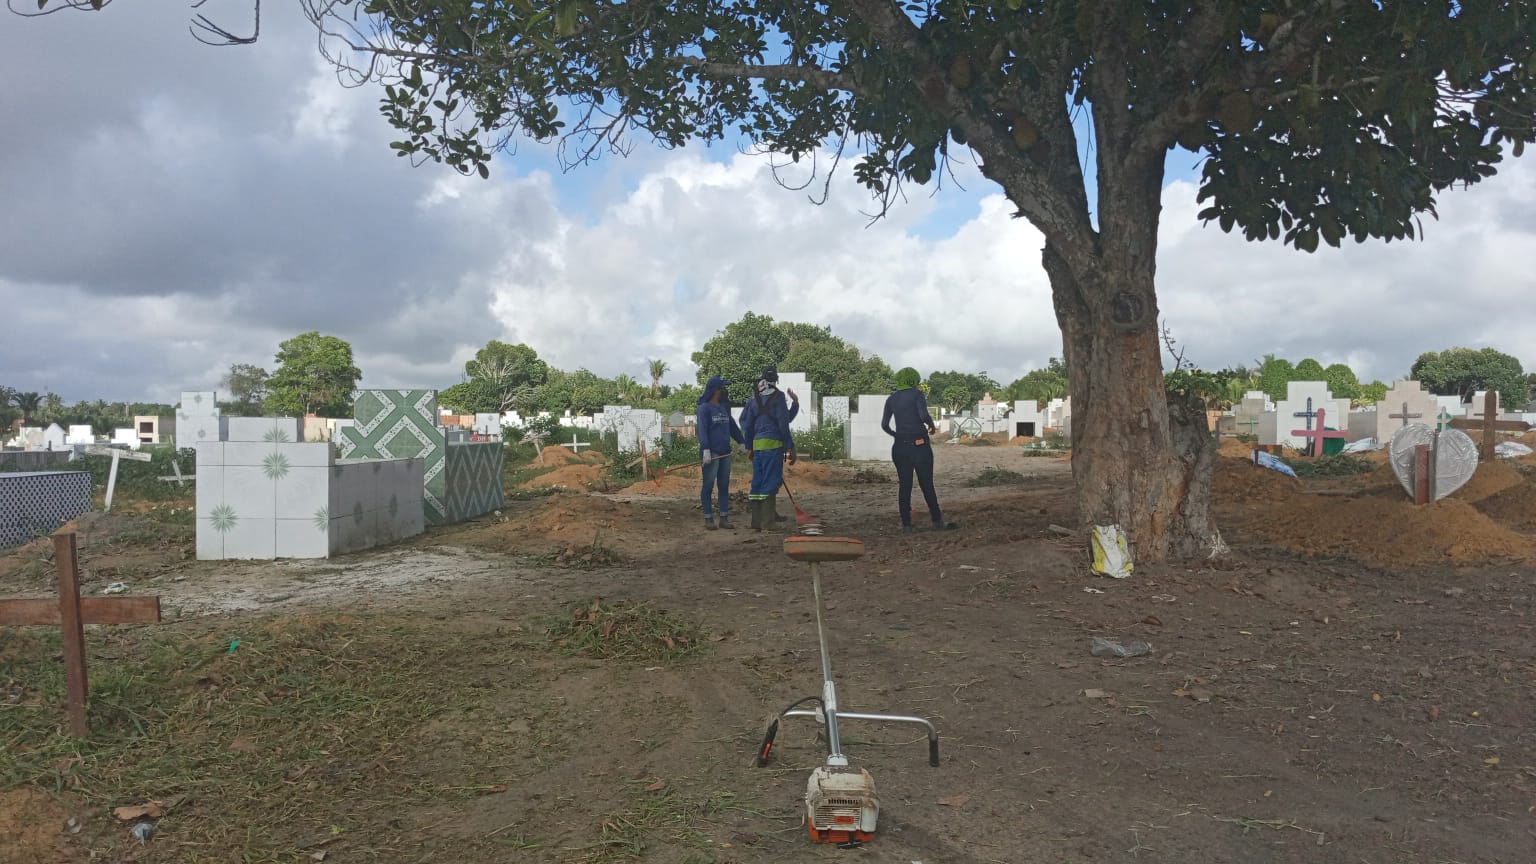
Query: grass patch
567,785,743,863
545,599,710,663
1282,454,1375,477
0,614,546,863
967,467,1030,487
850,468,890,484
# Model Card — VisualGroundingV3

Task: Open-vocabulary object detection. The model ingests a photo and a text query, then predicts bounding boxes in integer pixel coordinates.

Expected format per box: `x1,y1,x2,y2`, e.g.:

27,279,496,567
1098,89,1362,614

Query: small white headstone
1376,380,1439,443
1274,382,1346,450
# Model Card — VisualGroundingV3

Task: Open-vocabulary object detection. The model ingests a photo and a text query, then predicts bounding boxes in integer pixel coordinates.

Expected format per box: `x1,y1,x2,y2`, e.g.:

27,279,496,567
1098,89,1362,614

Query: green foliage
927,371,1000,410
967,467,1028,487
795,423,846,461
1293,358,1326,381
1281,454,1374,477
221,363,269,415
1255,355,1296,402
938,386,972,414
1323,363,1361,400
1411,347,1528,410
10,390,42,424
265,332,362,417
1356,380,1389,406
1007,367,1068,403
692,312,890,402
67,446,196,502
1164,367,1248,404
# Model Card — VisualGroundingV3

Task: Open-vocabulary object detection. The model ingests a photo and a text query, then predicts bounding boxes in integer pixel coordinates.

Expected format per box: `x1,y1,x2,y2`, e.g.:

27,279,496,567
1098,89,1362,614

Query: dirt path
4,443,1534,864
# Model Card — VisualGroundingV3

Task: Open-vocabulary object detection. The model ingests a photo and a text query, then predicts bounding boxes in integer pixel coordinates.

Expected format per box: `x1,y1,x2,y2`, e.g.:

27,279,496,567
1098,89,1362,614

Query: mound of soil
0,788,79,864
535,445,602,467
620,473,702,496
521,464,605,490
1212,456,1300,504
1452,460,1524,503
1474,478,1536,532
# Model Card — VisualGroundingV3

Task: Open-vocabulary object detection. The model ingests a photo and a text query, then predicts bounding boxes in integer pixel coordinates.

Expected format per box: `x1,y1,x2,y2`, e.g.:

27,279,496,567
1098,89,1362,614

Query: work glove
702,449,713,462
787,450,798,466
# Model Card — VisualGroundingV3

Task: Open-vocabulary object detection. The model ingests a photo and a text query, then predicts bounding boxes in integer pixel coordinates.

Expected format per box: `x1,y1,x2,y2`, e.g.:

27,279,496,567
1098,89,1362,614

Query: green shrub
795,423,846,461
1281,454,1374,477
968,467,1029,487
65,446,196,503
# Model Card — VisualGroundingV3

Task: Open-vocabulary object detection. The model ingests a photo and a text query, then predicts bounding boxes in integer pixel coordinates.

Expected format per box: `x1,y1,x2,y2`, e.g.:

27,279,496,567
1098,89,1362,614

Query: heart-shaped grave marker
1389,424,1477,502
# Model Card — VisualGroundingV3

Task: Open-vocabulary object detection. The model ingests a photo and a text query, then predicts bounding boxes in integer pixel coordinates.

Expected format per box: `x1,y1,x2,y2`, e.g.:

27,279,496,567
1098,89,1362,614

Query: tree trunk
1043,247,1218,564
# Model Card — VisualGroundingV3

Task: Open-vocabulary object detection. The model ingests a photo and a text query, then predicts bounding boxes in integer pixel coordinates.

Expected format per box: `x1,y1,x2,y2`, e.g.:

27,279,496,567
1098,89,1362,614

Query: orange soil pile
522,463,605,490
1453,460,1524,503
1251,490,1536,567
621,472,702,496
0,788,77,864
535,445,602,466
1474,479,1536,532
1212,456,1300,505
1217,438,1276,459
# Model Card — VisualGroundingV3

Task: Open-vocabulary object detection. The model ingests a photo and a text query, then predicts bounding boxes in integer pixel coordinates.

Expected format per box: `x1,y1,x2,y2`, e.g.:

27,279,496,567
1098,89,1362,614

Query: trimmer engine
805,766,879,844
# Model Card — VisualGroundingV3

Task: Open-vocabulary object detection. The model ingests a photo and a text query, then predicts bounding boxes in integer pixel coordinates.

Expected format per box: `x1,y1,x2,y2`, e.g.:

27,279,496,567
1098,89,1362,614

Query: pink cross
1290,407,1349,456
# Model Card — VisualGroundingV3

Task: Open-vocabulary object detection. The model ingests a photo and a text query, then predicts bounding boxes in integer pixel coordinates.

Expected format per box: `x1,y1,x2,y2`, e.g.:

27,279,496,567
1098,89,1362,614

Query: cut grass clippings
546,599,710,663
0,614,551,863
967,467,1030,487
1282,454,1375,477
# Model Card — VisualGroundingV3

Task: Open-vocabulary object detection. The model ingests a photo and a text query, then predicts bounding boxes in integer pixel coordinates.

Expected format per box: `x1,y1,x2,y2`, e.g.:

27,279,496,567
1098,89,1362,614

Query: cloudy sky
2,4,1532,404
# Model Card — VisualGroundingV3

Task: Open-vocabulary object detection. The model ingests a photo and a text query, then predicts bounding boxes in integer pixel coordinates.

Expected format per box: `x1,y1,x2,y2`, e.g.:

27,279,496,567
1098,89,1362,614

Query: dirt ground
3,444,1535,864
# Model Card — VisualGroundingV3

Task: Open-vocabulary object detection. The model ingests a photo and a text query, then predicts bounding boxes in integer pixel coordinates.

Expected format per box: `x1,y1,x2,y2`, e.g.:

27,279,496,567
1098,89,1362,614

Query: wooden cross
1291,397,1317,432
1290,407,1349,457
1389,402,1422,430
625,440,655,479
1449,391,1530,460
0,526,162,737
83,445,153,512
565,434,590,453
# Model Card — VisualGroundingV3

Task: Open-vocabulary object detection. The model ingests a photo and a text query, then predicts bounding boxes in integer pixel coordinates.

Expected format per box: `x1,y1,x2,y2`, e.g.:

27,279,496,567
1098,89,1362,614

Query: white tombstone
41,423,67,450
846,394,891,461
177,389,224,444
1257,411,1279,445
16,427,44,450
1272,382,1347,450
1045,397,1072,430
1009,400,1043,439
1347,409,1377,442
1375,380,1440,442
596,406,661,453
1233,392,1271,438
776,372,818,432
67,425,95,445
1435,395,1463,418
821,396,851,427
111,428,141,449
473,413,503,437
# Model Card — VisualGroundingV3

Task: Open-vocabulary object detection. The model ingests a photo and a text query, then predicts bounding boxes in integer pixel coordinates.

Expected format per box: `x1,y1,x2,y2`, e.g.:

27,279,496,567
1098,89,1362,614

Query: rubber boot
749,499,764,531
766,494,783,531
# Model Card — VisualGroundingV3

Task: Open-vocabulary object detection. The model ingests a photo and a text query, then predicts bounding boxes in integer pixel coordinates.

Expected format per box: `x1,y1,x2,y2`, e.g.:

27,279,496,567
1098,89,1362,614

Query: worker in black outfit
881,367,958,533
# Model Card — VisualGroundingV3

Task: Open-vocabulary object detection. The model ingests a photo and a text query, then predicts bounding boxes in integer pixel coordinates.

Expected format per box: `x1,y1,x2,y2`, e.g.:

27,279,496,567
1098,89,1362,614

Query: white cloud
1,5,1532,404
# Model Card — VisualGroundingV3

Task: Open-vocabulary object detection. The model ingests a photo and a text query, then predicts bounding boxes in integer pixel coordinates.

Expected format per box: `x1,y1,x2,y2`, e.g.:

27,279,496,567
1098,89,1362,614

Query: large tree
37,1,1536,560
265,332,363,417
1411,347,1529,410
221,363,270,416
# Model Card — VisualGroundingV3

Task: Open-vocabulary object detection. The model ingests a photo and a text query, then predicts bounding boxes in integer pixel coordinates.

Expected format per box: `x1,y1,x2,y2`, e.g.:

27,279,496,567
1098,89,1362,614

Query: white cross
565,434,590,453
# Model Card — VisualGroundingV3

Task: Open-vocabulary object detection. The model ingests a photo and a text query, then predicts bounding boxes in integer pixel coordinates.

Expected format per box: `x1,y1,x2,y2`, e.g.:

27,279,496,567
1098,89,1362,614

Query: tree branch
841,0,1096,264
670,57,855,93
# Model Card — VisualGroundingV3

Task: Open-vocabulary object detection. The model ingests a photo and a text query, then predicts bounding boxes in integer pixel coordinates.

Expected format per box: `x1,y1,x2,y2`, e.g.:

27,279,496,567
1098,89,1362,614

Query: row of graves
1226,379,1533,505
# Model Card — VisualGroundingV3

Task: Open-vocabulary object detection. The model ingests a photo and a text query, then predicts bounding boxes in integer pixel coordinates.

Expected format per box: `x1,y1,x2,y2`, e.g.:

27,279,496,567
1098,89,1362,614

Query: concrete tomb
845,394,891,461
1270,382,1346,450
1375,380,1439,443
1010,400,1042,439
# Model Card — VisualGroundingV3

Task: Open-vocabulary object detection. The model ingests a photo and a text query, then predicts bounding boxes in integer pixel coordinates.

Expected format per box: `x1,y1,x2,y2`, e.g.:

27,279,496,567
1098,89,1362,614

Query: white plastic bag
1495,441,1533,459
1090,525,1132,579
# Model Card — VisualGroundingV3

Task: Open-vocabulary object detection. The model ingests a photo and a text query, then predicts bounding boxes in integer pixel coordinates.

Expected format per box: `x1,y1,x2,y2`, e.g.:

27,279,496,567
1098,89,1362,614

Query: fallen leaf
311,853,327,862
645,779,666,792
661,635,675,649
1484,757,1501,766
1372,693,1383,703
937,795,970,807
113,802,164,821
1083,688,1112,699
1142,615,1162,626
1427,705,1442,721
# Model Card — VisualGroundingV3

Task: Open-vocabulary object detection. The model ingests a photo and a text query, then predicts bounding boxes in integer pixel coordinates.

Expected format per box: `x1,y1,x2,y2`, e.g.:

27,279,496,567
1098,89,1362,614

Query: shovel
652,450,738,484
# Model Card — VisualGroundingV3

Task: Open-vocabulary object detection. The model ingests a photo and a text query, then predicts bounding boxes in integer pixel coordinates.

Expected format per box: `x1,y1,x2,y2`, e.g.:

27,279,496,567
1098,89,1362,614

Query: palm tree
614,374,638,403
646,359,669,395
12,391,42,424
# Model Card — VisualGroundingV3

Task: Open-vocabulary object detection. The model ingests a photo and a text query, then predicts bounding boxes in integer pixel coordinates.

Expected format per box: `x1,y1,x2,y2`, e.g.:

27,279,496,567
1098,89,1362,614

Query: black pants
891,438,942,526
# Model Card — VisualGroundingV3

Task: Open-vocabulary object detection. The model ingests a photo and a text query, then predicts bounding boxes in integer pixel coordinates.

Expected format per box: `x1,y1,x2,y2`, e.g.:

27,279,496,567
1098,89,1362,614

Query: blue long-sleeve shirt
696,377,745,455
739,388,798,450
881,389,935,437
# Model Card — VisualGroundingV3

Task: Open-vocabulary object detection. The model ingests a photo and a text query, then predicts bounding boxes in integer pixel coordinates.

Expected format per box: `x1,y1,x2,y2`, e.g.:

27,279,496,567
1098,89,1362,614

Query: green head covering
894,367,922,390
